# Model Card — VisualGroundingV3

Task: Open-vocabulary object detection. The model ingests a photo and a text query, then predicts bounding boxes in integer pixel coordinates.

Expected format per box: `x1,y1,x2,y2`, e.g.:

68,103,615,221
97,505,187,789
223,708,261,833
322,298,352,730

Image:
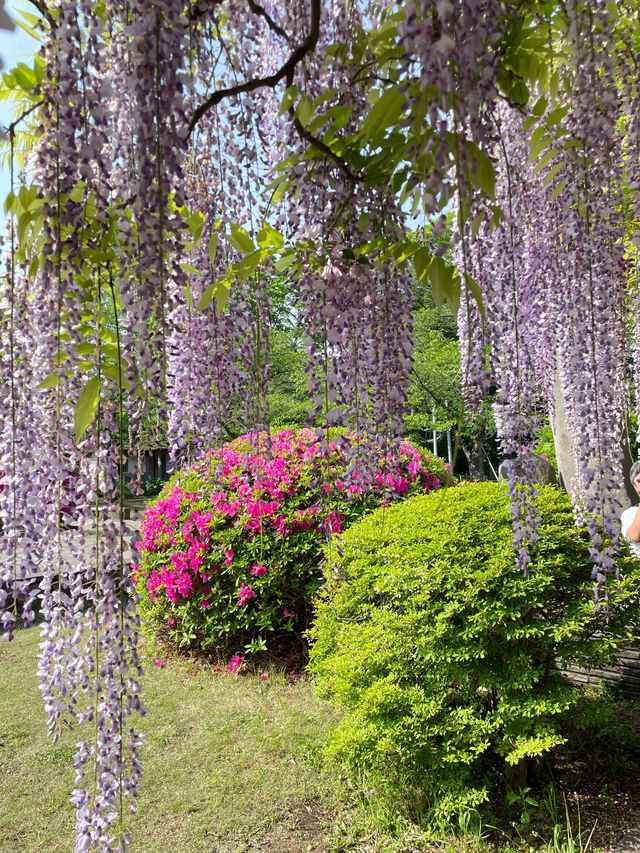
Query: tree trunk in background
462,435,493,481
552,370,635,508
466,443,486,480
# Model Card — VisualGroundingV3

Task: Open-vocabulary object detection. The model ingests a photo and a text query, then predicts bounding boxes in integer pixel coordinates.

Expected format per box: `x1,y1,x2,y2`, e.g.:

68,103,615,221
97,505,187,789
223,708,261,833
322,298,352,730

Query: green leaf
428,256,448,308
392,241,419,264
529,126,550,162
17,212,31,246
14,12,42,40
471,212,484,237
360,88,406,142
102,364,132,390
183,284,193,308
37,371,62,390
4,191,15,214
542,159,564,188
208,231,219,267
532,147,558,177
279,85,298,116
472,150,495,199
464,273,485,319
12,64,36,91
228,223,255,254
100,344,122,360
548,177,567,202
327,104,354,132
270,177,292,205
256,223,284,249
187,210,205,240
18,185,38,210
214,278,231,312
546,106,568,127
74,377,101,442
179,263,204,276
69,183,84,203
296,94,314,128
197,275,231,312
235,248,267,283
274,250,296,273
413,247,432,282
532,96,547,116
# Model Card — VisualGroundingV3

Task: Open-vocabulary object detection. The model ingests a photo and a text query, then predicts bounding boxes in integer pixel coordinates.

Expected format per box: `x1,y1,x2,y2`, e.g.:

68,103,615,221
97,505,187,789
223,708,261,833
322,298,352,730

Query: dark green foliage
268,328,309,428
404,263,498,478
143,477,167,497
534,422,558,472
308,482,640,823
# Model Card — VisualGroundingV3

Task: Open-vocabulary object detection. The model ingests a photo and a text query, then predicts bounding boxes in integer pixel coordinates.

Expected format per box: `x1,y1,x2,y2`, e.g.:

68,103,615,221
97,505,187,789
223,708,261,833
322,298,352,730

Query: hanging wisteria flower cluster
456,0,630,590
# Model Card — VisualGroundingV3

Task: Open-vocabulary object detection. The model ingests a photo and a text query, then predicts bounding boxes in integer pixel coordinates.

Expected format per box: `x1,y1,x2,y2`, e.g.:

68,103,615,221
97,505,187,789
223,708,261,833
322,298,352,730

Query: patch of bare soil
248,799,330,853
549,697,640,852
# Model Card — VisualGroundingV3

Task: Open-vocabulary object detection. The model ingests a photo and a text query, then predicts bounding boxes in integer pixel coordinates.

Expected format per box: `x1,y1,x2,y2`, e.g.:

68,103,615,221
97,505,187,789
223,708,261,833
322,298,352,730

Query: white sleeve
621,506,639,539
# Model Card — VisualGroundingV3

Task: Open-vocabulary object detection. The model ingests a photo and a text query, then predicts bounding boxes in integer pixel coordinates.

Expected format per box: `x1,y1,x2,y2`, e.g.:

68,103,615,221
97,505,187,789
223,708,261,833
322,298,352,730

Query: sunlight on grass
0,627,341,853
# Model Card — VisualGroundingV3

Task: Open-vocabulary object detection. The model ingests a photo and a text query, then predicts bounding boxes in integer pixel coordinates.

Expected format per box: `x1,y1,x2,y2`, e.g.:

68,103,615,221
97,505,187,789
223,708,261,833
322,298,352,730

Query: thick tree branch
189,0,224,22
247,0,290,42
26,0,54,28
187,0,320,135
290,113,359,184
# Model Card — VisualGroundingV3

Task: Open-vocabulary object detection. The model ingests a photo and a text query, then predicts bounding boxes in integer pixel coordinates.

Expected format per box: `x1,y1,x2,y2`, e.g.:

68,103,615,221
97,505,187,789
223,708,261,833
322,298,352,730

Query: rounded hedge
307,482,640,823
132,429,453,658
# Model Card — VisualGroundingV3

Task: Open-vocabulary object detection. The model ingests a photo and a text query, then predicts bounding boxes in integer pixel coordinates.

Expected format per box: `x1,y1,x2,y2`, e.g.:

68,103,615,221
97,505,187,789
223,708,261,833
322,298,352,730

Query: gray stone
613,827,640,853
498,454,557,486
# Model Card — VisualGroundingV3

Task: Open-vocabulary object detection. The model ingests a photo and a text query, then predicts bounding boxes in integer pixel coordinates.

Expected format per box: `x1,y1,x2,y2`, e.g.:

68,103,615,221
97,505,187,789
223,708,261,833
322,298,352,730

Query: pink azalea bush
133,429,452,656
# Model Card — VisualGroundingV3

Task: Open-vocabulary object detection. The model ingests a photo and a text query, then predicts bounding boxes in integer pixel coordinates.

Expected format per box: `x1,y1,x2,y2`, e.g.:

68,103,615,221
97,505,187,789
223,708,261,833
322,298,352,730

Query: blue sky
0,0,38,202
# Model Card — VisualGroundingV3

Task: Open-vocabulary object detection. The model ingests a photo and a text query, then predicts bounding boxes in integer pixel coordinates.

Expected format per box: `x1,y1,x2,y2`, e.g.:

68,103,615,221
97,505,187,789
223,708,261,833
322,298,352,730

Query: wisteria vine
2,1,640,850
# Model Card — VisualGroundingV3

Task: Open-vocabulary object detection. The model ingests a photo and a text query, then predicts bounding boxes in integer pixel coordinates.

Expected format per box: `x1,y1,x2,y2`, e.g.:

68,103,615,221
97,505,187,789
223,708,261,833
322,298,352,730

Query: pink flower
237,583,257,607
283,608,291,618
167,617,177,628
154,659,164,667
250,564,267,578
260,672,270,681
246,499,280,519
272,515,288,535
200,598,210,609
407,460,421,479
224,549,234,566
394,477,409,496
228,655,243,675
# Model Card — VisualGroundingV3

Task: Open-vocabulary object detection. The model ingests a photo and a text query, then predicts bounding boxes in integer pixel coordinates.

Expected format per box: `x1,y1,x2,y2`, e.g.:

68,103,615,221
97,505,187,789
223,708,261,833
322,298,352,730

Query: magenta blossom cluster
133,429,452,655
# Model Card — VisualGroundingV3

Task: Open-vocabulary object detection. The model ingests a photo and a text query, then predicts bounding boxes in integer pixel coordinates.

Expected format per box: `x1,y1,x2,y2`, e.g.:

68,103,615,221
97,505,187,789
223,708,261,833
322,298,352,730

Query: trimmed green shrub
308,482,640,823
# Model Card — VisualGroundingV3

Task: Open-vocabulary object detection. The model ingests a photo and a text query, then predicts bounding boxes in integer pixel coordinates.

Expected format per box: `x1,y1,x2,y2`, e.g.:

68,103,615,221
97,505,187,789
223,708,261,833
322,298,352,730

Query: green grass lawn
0,626,345,853
2,627,639,853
